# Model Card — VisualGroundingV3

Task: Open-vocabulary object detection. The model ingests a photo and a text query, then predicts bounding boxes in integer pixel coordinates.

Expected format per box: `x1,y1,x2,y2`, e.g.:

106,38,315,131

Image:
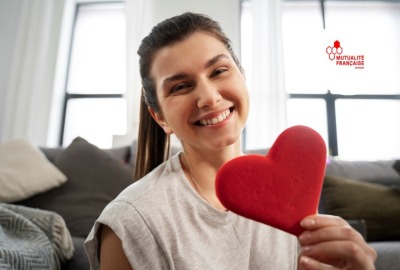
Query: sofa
321,158,400,270
0,136,138,270
14,137,139,270
2,137,400,269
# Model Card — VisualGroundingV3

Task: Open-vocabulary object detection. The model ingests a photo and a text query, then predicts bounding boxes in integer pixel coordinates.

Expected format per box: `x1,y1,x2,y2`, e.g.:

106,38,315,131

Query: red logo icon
325,40,364,69
326,40,343,61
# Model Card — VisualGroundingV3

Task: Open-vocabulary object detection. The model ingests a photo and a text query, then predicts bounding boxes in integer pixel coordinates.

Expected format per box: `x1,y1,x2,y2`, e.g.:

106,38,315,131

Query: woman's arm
100,225,133,270
297,215,377,270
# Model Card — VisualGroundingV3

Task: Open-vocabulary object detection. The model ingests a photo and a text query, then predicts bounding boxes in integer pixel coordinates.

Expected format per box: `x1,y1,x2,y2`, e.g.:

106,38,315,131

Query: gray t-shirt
85,153,299,269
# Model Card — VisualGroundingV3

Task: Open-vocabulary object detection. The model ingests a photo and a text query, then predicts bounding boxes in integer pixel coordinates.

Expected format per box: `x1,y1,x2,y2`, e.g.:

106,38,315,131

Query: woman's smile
196,107,233,126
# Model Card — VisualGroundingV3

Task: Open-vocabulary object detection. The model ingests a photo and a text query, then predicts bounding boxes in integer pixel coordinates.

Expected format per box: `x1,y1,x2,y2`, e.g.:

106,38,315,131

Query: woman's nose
196,81,222,109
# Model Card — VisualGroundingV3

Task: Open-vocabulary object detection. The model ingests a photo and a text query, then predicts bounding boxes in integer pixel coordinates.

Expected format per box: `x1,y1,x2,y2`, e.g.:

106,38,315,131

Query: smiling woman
84,12,376,270
85,13,298,269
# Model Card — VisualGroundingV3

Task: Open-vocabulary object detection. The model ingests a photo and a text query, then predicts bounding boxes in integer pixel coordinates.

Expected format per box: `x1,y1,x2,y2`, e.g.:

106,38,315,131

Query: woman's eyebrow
162,73,189,89
204,54,229,69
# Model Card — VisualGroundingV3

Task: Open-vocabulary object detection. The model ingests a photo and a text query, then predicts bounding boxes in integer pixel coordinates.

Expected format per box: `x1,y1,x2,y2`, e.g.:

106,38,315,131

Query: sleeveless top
84,153,299,270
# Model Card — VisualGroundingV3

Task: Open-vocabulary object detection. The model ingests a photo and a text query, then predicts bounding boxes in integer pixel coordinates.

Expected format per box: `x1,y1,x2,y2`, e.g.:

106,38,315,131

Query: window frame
59,1,125,146
290,91,400,156
286,0,400,156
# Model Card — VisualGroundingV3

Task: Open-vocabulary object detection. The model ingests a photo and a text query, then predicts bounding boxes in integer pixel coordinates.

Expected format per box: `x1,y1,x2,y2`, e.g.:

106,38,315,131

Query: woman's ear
148,107,173,135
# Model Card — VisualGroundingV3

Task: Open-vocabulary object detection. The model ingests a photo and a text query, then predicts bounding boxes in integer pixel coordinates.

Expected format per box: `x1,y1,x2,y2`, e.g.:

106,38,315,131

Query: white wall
152,0,240,55
0,0,241,146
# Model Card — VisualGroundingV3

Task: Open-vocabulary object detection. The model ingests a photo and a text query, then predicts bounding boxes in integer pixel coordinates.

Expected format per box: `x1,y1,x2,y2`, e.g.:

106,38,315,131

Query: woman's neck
183,139,242,166
180,141,243,211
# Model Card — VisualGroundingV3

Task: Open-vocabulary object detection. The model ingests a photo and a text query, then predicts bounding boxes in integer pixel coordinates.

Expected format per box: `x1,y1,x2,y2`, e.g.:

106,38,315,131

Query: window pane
63,98,127,148
67,3,126,94
287,99,329,148
324,2,400,95
336,100,400,160
245,99,272,150
282,2,327,94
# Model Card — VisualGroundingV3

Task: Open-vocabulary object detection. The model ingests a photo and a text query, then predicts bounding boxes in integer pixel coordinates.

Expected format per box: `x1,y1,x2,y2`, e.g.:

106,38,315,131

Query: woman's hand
297,214,377,270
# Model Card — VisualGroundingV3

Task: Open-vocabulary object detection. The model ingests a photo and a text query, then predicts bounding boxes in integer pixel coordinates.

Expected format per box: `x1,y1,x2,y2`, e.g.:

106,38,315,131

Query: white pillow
0,139,67,203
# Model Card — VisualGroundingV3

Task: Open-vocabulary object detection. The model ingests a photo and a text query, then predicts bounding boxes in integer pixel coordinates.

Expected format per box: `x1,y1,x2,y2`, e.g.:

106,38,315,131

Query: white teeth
199,109,231,126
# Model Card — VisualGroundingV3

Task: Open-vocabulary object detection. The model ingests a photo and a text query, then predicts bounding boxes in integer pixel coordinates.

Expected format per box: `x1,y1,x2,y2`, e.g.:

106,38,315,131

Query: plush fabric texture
0,139,67,203
322,175,400,241
0,203,74,269
216,125,327,236
16,137,135,237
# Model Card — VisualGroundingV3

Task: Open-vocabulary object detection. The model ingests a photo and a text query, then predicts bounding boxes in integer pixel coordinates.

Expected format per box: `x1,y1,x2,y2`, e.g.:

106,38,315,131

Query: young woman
85,12,376,270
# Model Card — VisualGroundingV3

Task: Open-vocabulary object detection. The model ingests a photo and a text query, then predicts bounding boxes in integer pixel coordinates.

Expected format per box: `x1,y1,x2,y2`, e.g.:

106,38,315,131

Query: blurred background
1,0,399,160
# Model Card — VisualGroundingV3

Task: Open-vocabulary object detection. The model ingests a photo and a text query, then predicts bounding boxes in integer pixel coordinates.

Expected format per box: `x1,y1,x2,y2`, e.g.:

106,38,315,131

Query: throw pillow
0,139,67,203
17,137,135,237
322,175,400,241
394,160,400,175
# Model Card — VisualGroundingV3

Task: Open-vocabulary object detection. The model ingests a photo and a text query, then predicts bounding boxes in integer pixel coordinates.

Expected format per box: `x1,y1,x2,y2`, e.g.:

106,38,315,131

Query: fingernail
300,256,311,265
301,218,316,227
298,232,310,242
301,246,312,255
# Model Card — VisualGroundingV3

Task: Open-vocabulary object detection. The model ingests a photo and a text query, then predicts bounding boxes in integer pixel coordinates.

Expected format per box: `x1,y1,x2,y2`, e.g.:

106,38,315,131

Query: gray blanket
0,203,74,269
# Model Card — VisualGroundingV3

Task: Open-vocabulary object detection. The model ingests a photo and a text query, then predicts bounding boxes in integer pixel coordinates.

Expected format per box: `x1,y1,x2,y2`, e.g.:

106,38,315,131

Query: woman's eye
171,83,190,94
211,68,227,77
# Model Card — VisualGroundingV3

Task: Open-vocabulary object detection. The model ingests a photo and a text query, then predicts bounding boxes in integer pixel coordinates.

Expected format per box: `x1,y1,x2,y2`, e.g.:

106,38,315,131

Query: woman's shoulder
94,151,187,233
113,152,184,206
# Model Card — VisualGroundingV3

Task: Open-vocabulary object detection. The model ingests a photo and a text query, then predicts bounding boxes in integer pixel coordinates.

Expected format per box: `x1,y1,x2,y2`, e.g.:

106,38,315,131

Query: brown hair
134,12,242,180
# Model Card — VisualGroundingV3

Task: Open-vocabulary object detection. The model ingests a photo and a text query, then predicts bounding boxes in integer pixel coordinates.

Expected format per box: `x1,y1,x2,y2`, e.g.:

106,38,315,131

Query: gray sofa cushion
325,159,400,187
394,160,400,175
64,237,90,270
370,242,400,270
40,147,64,163
17,137,136,237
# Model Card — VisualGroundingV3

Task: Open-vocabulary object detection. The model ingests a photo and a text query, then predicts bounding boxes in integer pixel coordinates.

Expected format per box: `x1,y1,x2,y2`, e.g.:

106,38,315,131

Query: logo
326,40,364,69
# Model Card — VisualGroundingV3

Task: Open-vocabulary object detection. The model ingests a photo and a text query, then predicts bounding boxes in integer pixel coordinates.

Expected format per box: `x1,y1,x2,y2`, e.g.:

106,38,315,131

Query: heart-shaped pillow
216,125,327,236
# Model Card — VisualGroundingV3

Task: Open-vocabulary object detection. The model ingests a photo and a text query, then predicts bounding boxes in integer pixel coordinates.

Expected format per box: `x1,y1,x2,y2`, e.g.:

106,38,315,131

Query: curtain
1,0,65,146
113,0,153,147
245,0,287,149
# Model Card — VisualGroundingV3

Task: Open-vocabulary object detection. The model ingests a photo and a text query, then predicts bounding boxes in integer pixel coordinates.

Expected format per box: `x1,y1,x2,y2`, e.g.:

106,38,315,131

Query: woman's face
149,32,249,151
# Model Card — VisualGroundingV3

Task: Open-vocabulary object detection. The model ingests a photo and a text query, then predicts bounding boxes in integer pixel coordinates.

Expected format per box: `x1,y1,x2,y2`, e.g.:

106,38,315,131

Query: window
241,0,400,160
61,2,126,148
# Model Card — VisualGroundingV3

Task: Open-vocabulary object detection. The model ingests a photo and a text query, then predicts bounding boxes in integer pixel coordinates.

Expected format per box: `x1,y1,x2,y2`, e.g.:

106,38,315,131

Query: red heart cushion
216,125,327,236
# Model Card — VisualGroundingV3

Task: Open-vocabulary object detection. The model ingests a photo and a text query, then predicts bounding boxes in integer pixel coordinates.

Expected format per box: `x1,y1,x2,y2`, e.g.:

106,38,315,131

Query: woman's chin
207,135,241,151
